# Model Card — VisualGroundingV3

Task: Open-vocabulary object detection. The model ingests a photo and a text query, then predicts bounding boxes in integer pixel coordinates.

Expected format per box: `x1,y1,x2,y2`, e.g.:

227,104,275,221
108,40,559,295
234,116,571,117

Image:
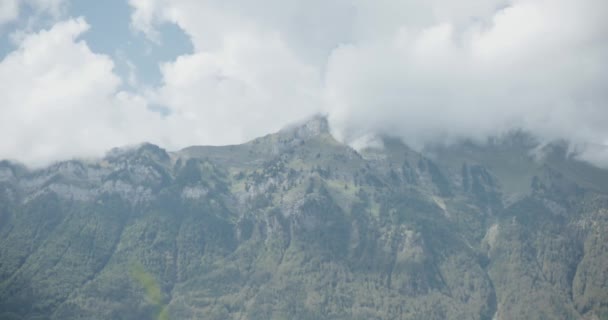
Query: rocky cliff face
0,117,607,320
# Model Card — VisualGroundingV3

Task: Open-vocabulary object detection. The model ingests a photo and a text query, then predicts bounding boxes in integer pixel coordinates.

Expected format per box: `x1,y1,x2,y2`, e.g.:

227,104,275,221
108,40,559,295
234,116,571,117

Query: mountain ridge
0,117,607,319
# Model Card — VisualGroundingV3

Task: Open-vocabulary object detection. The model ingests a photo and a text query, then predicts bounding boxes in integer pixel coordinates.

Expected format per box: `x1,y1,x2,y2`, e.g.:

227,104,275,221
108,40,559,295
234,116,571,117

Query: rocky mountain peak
104,142,170,164
279,114,330,140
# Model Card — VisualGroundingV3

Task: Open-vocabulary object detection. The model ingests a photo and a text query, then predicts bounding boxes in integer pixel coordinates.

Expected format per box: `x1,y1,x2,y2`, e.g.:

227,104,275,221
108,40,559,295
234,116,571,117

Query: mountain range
0,116,607,319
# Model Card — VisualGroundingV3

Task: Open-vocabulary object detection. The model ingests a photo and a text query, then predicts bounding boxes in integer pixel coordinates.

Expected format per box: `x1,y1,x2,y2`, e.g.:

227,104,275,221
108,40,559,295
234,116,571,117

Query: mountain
0,116,607,320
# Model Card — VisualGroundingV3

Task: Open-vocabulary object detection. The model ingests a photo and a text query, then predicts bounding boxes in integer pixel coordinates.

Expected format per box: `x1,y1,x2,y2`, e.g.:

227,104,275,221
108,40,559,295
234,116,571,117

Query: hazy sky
0,0,607,167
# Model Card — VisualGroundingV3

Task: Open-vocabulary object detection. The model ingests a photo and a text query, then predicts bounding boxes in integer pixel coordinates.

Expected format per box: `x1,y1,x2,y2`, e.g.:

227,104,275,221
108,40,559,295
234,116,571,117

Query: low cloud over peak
0,0,607,167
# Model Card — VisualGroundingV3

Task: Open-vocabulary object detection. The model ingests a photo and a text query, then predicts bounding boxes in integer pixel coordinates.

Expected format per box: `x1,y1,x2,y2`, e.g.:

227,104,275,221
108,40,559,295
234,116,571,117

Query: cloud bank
0,0,607,167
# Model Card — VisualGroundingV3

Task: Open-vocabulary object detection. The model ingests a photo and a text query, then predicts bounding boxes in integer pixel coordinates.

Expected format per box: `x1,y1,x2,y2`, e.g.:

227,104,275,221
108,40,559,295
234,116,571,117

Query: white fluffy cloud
0,18,168,166
153,31,322,145
0,14,319,166
1,1,608,167
127,0,608,165
326,0,608,142
325,0,608,156
129,0,325,146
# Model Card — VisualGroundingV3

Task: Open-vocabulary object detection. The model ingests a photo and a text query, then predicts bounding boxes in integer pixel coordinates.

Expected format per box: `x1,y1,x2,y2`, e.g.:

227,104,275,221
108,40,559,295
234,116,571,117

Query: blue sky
0,0,607,167
0,0,192,88
69,0,192,88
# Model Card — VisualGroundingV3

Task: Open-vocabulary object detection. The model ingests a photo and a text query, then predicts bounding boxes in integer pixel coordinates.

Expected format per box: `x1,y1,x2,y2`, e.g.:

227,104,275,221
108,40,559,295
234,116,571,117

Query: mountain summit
279,114,331,138
0,123,607,320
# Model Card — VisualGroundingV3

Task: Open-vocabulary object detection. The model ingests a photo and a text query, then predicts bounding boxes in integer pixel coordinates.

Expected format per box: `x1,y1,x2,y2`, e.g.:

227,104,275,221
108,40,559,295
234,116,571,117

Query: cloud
0,0,66,26
150,30,322,146
128,0,162,42
0,17,168,166
325,0,608,154
0,15,319,167
129,0,326,145
327,1,608,138
0,0,19,25
127,0,608,166
27,0,66,17
2,0,608,168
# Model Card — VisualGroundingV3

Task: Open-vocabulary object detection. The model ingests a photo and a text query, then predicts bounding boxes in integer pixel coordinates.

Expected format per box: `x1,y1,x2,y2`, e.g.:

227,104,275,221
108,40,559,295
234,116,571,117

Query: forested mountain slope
1,117,607,320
